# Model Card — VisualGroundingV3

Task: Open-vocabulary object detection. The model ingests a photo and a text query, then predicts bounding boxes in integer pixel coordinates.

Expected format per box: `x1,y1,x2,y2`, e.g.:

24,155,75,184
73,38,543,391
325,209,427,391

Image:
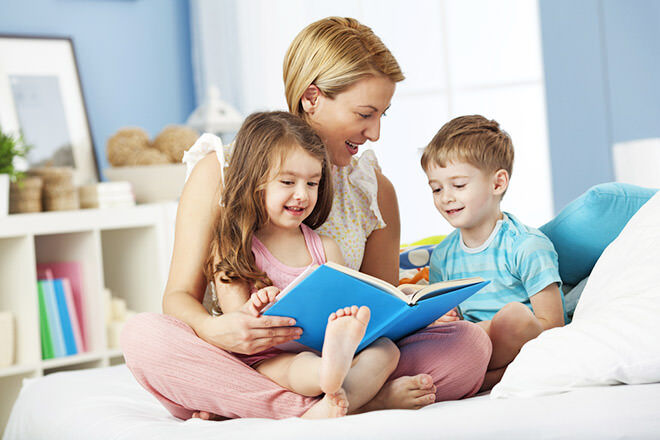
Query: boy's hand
243,286,280,317
398,283,423,296
428,308,461,326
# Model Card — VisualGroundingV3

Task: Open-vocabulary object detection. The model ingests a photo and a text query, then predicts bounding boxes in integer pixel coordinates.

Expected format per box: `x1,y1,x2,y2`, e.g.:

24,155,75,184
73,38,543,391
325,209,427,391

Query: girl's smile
261,145,323,233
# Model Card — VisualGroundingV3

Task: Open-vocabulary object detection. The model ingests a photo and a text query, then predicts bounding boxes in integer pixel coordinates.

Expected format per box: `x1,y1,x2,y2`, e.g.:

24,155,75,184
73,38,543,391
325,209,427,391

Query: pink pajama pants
120,312,491,420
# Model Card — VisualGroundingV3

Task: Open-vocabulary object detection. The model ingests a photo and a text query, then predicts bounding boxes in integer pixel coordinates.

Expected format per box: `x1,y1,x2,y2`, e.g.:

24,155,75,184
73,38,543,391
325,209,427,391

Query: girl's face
262,145,323,232
306,75,396,167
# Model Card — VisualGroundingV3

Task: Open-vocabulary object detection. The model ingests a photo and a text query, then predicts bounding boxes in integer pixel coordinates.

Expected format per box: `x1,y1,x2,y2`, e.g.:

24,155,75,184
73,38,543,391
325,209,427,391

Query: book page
324,262,408,302
411,277,484,304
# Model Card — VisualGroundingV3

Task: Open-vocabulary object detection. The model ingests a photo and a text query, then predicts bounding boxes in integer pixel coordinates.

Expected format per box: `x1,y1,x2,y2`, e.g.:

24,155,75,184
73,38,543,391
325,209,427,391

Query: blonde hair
421,115,514,178
283,16,405,118
206,111,333,290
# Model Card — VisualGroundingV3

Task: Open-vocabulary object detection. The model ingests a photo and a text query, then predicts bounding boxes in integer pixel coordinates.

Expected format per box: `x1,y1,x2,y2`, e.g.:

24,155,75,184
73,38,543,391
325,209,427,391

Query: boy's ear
493,169,509,196
301,84,321,115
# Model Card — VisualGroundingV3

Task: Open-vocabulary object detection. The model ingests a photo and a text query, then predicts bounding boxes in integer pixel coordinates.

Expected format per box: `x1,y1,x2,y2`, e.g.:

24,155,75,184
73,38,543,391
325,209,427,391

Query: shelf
0,203,171,238
0,202,176,435
41,351,105,370
0,363,39,379
107,349,124,358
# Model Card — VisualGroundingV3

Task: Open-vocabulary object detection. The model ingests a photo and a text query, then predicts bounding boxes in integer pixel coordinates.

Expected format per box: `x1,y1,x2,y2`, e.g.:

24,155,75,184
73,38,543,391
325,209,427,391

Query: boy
421,115,565,392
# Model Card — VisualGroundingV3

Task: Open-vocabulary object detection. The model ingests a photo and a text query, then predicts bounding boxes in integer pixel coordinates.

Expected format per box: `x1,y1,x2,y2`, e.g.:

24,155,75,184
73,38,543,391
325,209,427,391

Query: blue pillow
400,244,437,269
540,183,658,285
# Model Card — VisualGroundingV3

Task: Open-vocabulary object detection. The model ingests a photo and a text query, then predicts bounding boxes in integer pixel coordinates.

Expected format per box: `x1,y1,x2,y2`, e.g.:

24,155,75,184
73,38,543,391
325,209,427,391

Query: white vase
0,173,9,217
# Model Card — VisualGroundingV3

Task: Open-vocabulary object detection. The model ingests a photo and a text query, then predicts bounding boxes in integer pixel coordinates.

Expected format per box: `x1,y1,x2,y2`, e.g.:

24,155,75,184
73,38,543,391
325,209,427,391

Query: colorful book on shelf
36,261,86,351
52,279,78,356
263,262,489,352
61,278,84,353
38,279,66,358
36,282,55,360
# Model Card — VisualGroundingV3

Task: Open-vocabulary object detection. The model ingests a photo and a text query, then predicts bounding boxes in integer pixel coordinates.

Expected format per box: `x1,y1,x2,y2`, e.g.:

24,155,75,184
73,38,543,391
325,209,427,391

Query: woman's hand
196,307,301,355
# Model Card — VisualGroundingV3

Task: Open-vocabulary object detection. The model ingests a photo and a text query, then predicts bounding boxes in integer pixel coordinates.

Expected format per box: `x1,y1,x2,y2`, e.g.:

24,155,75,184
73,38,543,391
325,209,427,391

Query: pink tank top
251,224,326,290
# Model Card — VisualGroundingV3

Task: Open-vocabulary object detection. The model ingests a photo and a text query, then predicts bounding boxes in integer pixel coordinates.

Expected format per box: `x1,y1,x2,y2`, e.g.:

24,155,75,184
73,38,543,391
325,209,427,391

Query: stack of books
78,181,135,209
36,262,87,360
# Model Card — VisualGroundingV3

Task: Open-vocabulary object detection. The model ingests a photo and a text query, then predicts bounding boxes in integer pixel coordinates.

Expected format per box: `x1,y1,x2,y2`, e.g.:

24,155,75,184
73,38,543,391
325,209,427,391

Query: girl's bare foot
358,374,437,412
301,389,349,419
190,411,227,421
319,305,370,395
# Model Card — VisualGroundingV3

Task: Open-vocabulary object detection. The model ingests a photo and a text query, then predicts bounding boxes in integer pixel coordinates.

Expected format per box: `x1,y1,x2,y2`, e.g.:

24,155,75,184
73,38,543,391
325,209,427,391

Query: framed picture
0,35,99,184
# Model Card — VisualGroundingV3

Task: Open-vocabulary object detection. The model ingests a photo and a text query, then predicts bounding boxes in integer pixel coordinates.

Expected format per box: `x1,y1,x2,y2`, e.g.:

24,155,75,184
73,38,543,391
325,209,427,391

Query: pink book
36,262,86,351
61,278,84,352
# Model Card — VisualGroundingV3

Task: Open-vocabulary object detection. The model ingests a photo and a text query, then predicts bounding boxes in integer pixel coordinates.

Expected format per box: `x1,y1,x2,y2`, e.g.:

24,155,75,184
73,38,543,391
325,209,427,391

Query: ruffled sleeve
348,149,386,233
182,133,225,181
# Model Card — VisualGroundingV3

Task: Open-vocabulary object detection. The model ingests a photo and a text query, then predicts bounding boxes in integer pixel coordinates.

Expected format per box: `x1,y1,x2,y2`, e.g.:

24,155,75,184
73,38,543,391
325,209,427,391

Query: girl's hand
428,308,461,327
245,286,280,317
197,308,301,355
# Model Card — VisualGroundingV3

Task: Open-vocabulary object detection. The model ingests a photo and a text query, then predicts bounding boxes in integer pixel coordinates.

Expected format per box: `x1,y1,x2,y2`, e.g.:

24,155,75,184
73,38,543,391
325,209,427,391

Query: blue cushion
540,183,658,285
400,244,437,269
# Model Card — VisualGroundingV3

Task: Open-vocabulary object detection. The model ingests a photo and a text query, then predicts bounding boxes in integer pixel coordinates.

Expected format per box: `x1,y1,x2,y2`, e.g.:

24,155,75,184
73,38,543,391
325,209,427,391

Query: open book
263,262,488,352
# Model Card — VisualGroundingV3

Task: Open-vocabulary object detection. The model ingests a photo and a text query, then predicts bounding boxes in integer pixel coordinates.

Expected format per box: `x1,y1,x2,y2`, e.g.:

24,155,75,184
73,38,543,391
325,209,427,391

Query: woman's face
306,75,396,167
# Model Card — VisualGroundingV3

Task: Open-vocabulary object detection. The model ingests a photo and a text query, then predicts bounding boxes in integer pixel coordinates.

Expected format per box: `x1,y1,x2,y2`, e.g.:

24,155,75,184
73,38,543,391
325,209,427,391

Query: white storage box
104,164,186,203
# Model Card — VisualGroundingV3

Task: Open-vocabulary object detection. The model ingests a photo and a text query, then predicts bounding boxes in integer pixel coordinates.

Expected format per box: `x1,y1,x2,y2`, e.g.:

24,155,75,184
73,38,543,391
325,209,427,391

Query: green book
37,282,54,360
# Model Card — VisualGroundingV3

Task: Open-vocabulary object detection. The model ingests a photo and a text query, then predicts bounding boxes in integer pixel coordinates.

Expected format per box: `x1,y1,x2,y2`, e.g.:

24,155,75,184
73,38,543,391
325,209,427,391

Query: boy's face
425,161,502,233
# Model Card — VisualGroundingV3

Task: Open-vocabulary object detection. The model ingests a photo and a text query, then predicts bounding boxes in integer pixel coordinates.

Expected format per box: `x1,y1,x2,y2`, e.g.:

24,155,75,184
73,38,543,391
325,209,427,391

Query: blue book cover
263,262,489,352
39,280,66,358
53,278,78,356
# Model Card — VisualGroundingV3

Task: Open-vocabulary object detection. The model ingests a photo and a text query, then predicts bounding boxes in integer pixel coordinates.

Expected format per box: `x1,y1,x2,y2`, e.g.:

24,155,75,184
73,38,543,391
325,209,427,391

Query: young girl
206,111,400,418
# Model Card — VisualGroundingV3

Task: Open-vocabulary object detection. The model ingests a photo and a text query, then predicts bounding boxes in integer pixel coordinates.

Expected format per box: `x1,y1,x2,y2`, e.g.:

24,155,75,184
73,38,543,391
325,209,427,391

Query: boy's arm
529,283,565,330
514,234,564,330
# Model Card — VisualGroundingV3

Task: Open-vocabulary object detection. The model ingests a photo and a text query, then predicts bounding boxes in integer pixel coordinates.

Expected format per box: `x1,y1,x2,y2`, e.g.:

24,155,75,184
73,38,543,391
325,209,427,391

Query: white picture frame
0,35,99,184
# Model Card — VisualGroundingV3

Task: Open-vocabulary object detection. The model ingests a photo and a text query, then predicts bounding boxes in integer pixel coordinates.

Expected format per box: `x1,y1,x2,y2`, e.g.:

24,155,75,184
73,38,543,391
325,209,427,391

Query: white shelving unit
0,202,177,433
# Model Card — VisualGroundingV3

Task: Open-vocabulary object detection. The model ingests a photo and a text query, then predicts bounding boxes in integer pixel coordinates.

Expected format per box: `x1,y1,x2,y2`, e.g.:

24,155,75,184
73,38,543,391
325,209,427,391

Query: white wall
192,0,553,243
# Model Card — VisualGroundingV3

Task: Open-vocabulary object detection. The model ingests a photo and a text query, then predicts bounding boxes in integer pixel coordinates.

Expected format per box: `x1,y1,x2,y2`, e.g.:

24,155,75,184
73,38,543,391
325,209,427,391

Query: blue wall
2,0,657,198
540,0,660,211
0,0,195,179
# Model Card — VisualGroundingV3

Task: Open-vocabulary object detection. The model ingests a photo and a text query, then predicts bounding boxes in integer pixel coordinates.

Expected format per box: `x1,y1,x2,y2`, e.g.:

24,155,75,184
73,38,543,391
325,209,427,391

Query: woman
121,17,491,419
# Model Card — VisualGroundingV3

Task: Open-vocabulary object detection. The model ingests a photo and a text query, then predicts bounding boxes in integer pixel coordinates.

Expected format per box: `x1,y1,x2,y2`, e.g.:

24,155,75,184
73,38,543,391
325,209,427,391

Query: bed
4,183,660,439
4,364,660,440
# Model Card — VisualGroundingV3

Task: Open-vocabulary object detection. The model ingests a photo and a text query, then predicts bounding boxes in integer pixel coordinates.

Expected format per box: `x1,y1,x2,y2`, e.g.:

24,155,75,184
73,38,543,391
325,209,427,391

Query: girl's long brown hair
206,111,333,290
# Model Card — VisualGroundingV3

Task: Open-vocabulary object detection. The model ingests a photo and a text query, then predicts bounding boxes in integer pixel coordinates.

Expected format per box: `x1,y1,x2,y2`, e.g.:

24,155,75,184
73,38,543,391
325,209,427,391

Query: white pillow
491,191,660,398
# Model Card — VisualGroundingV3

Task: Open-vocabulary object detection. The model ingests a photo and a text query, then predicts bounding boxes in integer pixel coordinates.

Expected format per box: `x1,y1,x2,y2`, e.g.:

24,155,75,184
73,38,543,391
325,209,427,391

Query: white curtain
190,0,554,243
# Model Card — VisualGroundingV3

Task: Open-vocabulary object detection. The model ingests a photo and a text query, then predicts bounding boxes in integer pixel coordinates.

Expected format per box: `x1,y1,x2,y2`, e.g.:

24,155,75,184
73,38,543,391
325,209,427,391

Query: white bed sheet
4,365,660,440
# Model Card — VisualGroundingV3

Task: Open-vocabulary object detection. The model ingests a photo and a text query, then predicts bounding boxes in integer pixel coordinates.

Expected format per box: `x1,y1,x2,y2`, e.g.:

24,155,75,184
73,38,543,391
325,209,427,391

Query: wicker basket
9,176,43,214
27,167,79,211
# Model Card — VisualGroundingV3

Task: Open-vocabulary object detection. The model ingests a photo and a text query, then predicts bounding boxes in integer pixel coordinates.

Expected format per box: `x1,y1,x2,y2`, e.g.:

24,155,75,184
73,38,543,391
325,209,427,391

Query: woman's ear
493,169,510,196
300,84,321,114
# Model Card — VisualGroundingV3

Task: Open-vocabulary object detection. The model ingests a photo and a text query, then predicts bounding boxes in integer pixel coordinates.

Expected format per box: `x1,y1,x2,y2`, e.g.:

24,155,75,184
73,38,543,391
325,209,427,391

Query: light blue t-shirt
429,212,563,323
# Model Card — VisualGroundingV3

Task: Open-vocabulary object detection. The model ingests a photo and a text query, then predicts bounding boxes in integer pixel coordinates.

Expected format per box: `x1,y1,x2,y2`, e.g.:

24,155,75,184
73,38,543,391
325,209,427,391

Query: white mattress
4,365,660,440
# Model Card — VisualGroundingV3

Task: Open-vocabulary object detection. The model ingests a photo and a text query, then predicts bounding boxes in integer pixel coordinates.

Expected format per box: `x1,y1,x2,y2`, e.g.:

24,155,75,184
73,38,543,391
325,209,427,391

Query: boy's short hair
421,115,514,177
